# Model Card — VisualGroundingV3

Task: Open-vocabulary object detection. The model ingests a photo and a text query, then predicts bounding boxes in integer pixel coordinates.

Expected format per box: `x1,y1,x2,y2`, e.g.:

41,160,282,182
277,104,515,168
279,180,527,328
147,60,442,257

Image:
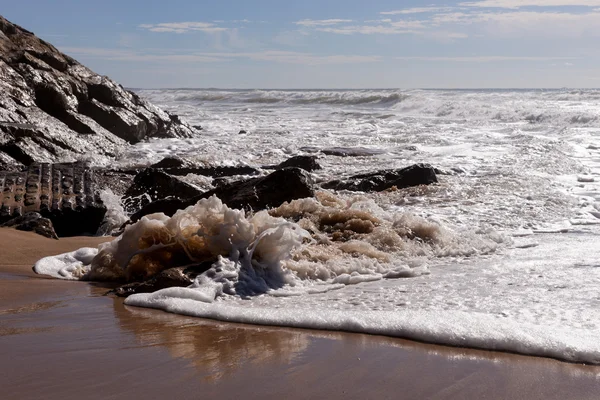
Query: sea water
35,89,600,363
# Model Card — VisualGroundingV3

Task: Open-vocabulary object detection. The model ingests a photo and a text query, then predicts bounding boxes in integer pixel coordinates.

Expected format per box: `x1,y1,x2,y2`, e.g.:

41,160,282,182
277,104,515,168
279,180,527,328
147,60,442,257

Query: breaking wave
34,192,501,295
159,89,409,107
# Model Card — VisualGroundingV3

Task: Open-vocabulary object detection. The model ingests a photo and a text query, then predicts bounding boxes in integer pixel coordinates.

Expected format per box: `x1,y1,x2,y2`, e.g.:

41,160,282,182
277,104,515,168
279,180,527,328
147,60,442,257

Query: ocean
36,88,600,363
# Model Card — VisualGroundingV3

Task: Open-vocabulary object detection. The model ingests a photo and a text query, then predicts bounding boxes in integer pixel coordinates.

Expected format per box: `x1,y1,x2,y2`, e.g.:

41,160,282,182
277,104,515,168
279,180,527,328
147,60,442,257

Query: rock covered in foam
40,195,310,284
109,263,212,297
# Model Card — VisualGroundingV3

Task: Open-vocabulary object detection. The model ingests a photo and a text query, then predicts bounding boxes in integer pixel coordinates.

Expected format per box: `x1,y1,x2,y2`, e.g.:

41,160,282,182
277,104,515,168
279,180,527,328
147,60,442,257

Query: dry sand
1,227,600,399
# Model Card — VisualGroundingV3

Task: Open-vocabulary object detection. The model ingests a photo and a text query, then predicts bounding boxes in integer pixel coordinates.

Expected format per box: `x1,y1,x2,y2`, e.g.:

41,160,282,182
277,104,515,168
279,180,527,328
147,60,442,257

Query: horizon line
126,87,599,91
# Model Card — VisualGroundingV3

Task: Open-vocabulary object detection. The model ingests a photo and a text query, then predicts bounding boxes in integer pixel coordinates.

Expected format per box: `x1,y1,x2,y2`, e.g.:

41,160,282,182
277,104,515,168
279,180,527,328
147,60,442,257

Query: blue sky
3,0,600,88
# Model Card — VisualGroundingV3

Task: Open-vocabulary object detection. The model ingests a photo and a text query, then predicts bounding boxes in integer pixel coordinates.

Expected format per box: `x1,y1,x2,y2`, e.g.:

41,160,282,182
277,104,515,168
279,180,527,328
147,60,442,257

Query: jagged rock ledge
0,15,196,169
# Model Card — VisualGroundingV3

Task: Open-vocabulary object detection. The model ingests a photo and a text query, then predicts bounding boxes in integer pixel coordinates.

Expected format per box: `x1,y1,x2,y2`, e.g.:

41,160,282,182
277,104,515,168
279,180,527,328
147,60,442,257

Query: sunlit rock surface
0,15,195,168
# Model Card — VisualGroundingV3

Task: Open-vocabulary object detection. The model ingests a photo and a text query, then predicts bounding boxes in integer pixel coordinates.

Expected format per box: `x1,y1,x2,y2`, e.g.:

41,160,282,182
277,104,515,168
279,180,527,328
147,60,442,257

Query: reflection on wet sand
113,300,310,382
2,271,600,399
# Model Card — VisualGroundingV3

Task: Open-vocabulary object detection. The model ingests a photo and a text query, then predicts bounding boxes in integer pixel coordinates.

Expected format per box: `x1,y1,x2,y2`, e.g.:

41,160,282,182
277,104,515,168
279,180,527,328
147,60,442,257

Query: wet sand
1,228,600,399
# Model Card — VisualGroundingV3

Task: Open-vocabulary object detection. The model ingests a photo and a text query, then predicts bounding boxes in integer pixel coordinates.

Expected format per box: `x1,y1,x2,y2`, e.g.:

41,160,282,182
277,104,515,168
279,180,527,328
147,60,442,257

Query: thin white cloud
139,22,227,34
59,47,381,65
381,7,455,15
396,55,578,62
316,19,429,35
301,18,469,40
444,10,600,37
300,4,600,39
240,51,380,64
460,0,600,8
295,19,353,27
317,25,417,35
59,47,226,62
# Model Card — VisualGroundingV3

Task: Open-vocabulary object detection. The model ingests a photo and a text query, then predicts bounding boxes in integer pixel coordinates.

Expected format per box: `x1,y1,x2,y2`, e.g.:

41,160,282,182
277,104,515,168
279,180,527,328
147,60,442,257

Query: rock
321,163,438,192
0,15,196,168
93,169,134,197
200,168,314,211
1,211,58,239
0,162,106,236
150,156,189,170
197,165,260,178
109,263,212,297
128,198,186,223
131,168,315,222
149,156,259,177
239,130,247,134
300,146,386,157
265,155,322,172
123,168,204,213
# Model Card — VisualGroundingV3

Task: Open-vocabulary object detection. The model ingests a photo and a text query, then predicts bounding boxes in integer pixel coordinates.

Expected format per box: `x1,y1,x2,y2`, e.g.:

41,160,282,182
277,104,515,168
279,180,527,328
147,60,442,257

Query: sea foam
34,192,499,292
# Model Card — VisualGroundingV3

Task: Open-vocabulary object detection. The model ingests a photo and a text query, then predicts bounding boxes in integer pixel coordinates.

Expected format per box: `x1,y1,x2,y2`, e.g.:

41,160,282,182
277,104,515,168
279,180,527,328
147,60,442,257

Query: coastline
2,228,600,399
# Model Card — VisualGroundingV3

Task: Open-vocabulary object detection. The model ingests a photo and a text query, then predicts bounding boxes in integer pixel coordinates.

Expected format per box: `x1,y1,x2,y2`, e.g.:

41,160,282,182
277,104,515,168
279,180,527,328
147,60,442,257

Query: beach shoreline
2,227,600,399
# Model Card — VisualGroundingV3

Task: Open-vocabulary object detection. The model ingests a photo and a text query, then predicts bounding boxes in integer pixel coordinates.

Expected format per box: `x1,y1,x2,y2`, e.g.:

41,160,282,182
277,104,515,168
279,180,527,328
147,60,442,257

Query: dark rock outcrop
0,162,106,236
201,167,314,211
0,15,195,168
1,211,58,239
123,168,203,212
149,156,259,177
321,163,438,192
131,168,315,222
265,155,322,172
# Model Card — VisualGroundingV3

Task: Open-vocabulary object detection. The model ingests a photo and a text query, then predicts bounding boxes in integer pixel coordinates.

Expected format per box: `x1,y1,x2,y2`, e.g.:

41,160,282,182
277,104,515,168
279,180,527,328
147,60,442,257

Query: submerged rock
301,146,386,157
0,162,106,236
0,15,195,167
109,263,213,297
264,155,322,172
321,163,438,192
130,167,315,222
1,211,58,239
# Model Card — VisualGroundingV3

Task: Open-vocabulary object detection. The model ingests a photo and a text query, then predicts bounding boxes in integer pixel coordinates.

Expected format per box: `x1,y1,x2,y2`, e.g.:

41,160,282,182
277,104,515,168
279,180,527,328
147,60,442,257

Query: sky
3,0,600,88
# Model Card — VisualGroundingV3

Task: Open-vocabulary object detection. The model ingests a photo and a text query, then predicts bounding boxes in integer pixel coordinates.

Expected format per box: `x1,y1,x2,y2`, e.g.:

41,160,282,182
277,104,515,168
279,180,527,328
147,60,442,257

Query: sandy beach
1,227,599,400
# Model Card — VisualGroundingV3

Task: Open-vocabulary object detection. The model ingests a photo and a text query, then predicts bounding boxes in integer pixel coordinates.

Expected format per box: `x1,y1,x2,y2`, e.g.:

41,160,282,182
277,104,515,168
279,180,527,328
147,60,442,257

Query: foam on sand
33,193,536,361
124,295,600,365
